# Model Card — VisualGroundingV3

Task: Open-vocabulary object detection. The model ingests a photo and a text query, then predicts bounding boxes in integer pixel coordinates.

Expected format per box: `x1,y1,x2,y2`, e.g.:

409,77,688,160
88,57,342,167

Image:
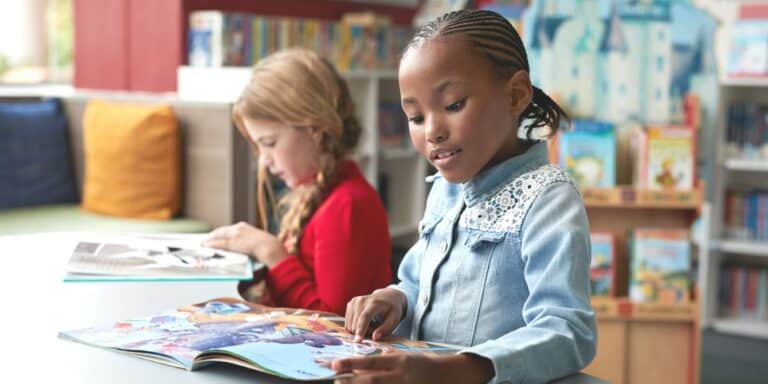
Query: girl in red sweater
203,48,392,316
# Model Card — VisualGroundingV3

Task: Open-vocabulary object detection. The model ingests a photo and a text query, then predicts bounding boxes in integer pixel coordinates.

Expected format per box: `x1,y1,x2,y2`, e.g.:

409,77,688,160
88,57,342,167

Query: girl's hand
345,288,407,342
331,353,495,384
203,222,288,268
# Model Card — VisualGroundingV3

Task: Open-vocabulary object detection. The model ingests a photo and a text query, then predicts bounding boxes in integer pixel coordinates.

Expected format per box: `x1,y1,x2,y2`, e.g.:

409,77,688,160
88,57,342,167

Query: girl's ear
308,126,324,145
506,70,533,115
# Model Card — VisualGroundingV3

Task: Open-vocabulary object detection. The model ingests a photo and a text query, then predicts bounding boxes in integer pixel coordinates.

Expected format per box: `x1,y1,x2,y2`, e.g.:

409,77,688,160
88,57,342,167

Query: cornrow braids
405,9,569,138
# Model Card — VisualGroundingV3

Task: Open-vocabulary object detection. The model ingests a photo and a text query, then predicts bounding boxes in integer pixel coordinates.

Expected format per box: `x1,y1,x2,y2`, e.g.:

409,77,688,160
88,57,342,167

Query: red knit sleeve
265,192,391,315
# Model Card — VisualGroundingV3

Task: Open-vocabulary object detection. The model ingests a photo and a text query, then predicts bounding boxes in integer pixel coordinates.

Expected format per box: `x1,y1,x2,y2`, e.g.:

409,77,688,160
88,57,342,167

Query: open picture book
63,234,259,282
59,298,458,381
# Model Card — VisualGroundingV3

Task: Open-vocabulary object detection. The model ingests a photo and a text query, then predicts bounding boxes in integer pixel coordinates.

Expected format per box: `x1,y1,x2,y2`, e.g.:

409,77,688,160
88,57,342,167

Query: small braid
276,157,337,254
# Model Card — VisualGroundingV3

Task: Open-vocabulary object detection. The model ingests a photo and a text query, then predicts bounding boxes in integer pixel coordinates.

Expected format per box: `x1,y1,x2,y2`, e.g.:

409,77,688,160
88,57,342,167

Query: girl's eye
260,141,276,148
407,115,424,124
446,98,467,112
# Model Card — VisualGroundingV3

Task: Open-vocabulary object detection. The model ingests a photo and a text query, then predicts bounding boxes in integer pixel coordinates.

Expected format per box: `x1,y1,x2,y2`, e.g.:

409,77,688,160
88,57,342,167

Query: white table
0,233,605,384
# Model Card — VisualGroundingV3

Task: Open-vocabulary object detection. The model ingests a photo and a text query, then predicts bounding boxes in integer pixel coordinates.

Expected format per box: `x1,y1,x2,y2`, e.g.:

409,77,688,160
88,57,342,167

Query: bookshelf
699,79,768,340
177,65,428,244
577,187,701,383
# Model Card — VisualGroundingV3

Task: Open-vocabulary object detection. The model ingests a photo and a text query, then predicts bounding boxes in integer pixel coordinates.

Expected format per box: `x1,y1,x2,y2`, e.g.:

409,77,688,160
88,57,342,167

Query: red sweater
265,161,392,315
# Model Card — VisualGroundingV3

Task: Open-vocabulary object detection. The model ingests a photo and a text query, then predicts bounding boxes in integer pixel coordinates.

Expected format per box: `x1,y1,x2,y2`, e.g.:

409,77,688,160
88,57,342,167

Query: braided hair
404,9,569,138
232,48,362,253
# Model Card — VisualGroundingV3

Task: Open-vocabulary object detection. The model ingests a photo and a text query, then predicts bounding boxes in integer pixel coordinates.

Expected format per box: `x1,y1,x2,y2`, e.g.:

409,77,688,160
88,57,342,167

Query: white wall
0,0,47,66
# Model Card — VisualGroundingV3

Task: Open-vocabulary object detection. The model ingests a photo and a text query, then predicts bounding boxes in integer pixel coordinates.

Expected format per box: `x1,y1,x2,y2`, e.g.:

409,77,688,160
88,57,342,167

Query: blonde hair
232,48,362,253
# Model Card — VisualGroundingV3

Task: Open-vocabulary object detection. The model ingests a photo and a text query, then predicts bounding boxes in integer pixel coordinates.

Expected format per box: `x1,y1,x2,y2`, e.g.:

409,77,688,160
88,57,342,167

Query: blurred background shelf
724,158,768,172
712,318,768,340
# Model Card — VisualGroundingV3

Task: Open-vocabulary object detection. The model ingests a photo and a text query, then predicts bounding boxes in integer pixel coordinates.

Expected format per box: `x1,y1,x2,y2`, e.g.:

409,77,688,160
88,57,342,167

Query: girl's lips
431,148,462,167
429,148,462,160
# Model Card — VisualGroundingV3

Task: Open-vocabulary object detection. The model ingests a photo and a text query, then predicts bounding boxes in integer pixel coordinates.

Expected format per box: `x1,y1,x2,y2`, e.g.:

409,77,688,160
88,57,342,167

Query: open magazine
63,234,259,282
59,298,458,381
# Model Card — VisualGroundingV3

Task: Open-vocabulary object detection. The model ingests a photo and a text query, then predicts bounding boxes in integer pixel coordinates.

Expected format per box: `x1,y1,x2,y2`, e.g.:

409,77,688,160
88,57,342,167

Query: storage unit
580,187,702,384
699,78,768,339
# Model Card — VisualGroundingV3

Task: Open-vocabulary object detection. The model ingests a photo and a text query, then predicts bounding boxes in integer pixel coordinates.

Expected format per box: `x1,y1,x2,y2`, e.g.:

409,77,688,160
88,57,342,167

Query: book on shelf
63,235,258,282
378,102,409,147
725,189,768,242
725,102,768,161
632,125,696,191
188,11,224,67
719,265,768,320
558,120,616,188
590,232,616,296
59,298,457,381
629,228,691,304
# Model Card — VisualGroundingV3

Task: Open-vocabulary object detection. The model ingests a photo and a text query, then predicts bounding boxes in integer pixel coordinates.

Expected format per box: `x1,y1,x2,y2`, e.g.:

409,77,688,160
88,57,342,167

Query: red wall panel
73,0,129,90
128,0,184,92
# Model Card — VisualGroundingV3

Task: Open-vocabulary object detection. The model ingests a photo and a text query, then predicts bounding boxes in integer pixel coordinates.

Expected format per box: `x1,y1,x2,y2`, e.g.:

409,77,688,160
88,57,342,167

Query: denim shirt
391,142,596,384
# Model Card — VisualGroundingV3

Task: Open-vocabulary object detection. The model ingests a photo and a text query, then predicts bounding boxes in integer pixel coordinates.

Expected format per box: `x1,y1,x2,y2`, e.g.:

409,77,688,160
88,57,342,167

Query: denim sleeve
389,240,422,337
461,182,597,384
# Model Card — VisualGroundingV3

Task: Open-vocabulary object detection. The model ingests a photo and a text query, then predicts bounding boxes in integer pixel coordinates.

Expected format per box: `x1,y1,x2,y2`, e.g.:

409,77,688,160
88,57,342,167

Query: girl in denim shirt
333,10,596,384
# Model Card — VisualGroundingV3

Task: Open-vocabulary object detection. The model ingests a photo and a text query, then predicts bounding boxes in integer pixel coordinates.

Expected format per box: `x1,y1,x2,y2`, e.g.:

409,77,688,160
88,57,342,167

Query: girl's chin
438,170,472,184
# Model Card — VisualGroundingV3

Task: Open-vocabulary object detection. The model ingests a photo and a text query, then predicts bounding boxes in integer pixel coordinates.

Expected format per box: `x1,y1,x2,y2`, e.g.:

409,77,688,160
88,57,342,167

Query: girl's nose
425,116,448,144
258,152,273,168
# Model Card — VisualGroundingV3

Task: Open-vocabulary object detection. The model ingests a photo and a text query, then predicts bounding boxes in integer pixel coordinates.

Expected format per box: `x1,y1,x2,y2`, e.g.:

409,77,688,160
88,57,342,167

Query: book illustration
59,298,457,381
64,235,257,282
523,0,718,126
559,120,616,188
645,126,695,190
590,232,615,296
629,229,691,304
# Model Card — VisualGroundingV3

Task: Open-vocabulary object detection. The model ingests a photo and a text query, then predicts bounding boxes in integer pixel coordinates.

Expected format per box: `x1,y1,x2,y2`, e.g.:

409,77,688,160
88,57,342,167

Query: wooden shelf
581,187,702,210
724,158,768,173
712,317,768,340
717,239,768,257
591,297,697,323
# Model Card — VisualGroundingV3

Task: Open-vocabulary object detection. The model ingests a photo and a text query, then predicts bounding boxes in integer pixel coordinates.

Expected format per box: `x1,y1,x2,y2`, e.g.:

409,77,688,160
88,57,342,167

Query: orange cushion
81,100,181,219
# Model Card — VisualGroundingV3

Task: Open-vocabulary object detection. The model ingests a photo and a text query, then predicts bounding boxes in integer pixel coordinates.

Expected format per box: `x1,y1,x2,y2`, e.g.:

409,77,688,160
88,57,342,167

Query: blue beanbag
0,98,77,209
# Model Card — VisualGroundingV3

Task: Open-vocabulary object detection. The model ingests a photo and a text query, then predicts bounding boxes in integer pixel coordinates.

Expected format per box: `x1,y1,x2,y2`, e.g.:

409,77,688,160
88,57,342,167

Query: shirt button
422,294,429,305
440,241,449,253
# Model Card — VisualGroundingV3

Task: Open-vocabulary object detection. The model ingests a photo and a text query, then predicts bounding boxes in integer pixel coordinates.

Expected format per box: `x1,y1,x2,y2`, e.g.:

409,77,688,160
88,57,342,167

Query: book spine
760,268,768,320
188,11,224,67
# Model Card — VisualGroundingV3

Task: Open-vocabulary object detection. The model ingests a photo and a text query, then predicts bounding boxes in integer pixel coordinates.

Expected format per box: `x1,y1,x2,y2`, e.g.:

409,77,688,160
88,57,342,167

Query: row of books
725,102,768,160
378,102,409,148
188,11,412,71
558,121,696,191
719,265,768,320
725,190,768,242
590,229,691,304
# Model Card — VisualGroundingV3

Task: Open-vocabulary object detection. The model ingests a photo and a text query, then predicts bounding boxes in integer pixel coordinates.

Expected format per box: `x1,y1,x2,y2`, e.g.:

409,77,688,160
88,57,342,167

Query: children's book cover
590,232,615,296
629,229,691,304
641,126,696,190
59,298,456,381
558,120,616,188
